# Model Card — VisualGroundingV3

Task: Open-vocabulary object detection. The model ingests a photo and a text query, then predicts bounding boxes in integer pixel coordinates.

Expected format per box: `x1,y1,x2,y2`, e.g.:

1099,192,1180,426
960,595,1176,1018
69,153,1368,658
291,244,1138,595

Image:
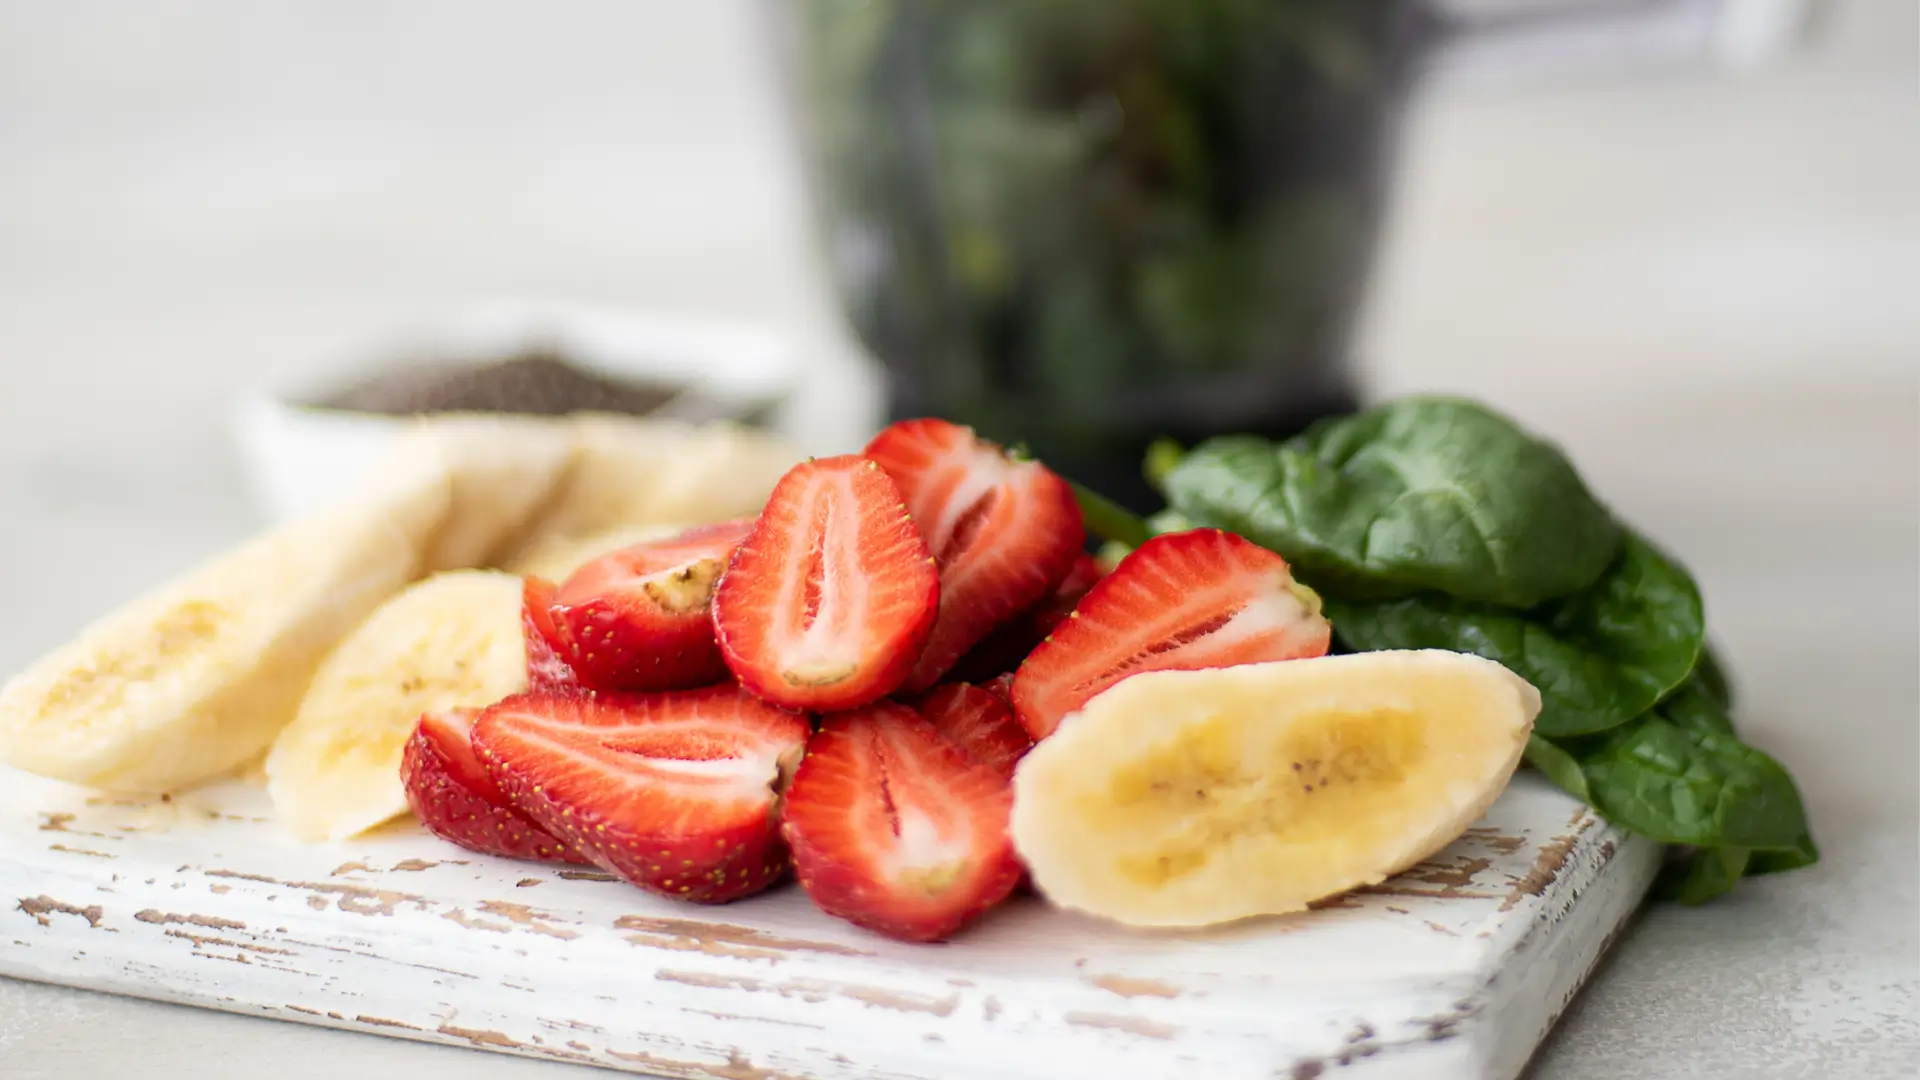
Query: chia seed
311,348,684,418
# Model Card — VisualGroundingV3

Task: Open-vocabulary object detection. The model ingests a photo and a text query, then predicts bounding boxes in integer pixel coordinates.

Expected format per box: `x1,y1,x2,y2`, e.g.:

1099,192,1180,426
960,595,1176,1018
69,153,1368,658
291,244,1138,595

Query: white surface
0,770,1656,1080
0,1,1915,1078
232,304,798,520
0,764,1658,1076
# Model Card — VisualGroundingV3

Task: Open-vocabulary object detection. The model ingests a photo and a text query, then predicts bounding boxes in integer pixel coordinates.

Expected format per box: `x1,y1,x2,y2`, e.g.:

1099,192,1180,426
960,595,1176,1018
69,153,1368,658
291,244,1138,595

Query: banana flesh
265,570,528,841
397,415,579,573
500,416,795,571
0,455,451,793
1010,651,1540,928
500,522,687,582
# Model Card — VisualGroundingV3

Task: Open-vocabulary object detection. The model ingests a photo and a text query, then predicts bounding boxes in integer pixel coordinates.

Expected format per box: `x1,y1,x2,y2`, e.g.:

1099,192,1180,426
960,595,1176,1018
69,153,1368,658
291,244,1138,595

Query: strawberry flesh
712,456,939,711
865,419,1083,692
521,576,583,694
472,686,811,903
546,521,752,693
1012,528,1331,740
782,703,1023,942
948,553,1105,682
983,672,1017,708
400,707,586,864
910,683,1031,781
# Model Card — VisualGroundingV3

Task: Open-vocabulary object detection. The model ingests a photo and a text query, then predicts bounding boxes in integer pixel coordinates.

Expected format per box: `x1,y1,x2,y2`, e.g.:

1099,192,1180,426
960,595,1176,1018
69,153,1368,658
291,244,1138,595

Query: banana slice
500,416,796,569
0,458,451,793
398,415,578,572
265,569,528,841
500,521,688,582
619,419,798,525
1010,650,1540,928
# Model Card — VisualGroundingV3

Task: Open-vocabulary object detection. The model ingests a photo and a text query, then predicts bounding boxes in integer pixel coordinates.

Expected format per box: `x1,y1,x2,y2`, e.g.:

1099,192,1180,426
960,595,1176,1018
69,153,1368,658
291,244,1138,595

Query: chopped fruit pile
399,418,1335,942
0,396,1799,920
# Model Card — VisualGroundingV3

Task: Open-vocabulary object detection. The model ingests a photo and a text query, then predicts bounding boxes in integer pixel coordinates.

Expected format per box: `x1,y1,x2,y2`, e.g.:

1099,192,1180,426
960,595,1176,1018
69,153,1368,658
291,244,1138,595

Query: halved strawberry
400,707,586,864
911,682,1031,780
712,456,939,711
1011,528,1332,740
781,704,1023,942
865,419,1083,692
472,685,811,903
948,553,1105,682
521,576,581,694
546,520,752,693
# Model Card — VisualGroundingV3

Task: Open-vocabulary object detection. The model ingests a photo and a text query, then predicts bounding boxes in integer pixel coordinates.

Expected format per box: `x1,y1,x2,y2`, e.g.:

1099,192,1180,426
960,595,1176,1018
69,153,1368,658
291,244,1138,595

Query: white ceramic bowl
232,304,800,521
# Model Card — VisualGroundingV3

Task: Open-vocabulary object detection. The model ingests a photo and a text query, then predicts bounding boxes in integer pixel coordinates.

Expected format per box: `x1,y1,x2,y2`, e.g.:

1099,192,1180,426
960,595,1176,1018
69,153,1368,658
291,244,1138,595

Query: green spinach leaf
1747,840,1821,876
1656,676,1737,737
1163,397,1621,607
1583,708,1813,853
1327,530,1704,736
1652,673,1816,869
1529,673,1815,895
1663,845,1752,905
1524,734,1591,803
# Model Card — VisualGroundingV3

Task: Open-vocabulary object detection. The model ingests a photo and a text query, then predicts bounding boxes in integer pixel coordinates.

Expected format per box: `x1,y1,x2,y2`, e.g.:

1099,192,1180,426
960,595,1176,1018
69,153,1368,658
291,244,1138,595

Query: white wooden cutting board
1,767,1657,1080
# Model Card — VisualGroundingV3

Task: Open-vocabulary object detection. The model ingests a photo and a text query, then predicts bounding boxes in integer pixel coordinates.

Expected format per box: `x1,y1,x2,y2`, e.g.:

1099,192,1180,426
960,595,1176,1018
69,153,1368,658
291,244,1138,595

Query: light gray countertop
1,2,1915,1077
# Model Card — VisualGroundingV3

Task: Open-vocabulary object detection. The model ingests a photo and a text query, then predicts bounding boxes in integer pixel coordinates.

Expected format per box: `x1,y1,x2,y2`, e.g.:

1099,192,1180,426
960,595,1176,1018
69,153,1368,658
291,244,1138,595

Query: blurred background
0,2,1915,1074
1,0,1911,523
1,0,1912,570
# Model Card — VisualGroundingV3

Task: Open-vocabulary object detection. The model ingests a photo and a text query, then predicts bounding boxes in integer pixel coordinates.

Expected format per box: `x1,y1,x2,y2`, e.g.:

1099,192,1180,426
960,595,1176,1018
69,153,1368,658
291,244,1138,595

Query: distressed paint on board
0,769,1659,1080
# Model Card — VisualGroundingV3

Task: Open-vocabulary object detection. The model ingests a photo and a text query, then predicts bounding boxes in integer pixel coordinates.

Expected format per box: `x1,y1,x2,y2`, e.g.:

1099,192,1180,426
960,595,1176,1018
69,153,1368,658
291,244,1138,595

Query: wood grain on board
1,769,1658,1080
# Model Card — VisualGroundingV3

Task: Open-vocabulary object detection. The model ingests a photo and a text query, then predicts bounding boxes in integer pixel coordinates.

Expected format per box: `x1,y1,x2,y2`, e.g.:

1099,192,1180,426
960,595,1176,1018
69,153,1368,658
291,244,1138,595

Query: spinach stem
1071,481,1153,549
